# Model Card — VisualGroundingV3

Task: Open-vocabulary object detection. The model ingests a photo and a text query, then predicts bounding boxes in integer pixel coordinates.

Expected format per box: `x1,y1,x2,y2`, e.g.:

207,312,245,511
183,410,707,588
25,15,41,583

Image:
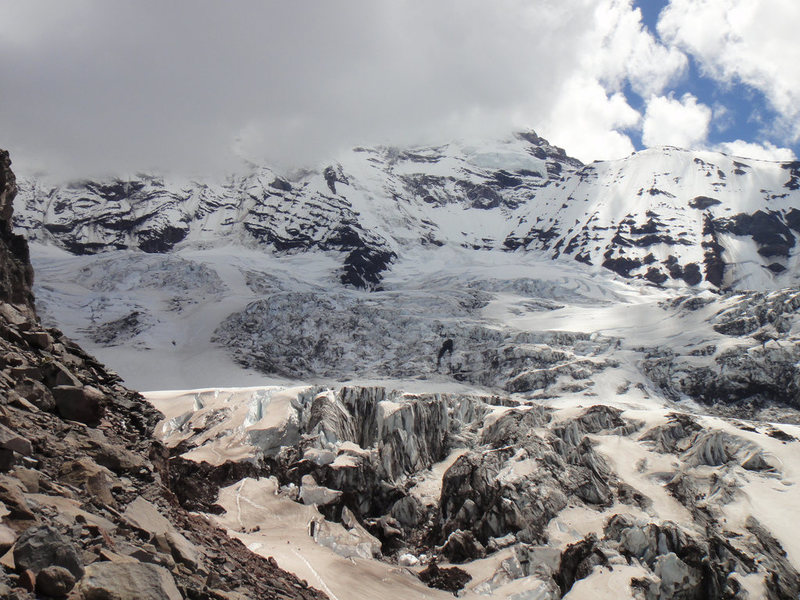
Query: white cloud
1,0,789,177
0,0,603,178
715,140,796,162
537,76,640,163
658,0,800,142
0,0,691,178
711,103,734,133
642,93,712,149
535,0,687,163
589,0,688,97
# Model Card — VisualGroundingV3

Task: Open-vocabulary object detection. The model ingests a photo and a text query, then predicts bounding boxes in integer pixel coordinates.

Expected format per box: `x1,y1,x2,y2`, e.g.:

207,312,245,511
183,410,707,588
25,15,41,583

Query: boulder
122,497,172,535
52,385,104,425
9,365,42,381
36,565,76,597
0,304,27,328
86,471,116,505
0,448,15,472
128,546,176,570
0,423,32,456
13,468,41,493
42,360,82,388
155,530,202,570
12,525,83,578
88,438,145,472
60,457,117,505
13,378,54,411
123,497,201,568
59,457,111,486
23,331,52,351
0,475,35,521
76,561,183,600
0,523,17,553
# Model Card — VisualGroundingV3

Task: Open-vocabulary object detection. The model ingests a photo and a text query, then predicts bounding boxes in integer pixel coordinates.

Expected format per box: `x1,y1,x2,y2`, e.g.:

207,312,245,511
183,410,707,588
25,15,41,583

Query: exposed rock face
0,150,33,313
645,290,800,417
0,150,327,599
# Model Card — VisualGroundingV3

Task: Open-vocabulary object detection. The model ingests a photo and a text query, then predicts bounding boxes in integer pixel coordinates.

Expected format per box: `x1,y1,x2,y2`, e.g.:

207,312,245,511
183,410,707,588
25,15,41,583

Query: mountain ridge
15,132,800,292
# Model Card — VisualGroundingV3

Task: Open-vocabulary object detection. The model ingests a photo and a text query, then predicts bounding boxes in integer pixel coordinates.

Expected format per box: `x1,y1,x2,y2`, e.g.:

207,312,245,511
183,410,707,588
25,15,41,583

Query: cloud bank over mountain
0,0,795,178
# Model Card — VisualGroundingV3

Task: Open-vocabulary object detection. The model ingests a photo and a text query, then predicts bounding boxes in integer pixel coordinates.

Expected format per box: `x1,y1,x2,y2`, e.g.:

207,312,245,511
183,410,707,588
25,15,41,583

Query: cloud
642,93,712,148
0,0,693,178
538,76,640,163
711,103,734,133
536,0,686,162
0,0,604,178
589,0,687,97
658,0,800,142
1,0,790,179
715,140,796,162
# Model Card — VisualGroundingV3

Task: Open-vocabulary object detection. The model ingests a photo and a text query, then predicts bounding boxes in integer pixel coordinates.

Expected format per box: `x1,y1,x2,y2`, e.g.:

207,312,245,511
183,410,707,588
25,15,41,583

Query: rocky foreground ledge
0,149,327,599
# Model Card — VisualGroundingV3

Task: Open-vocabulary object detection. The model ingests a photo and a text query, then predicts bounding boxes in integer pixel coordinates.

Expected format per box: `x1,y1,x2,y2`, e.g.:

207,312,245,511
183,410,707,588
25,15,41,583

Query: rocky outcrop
644,290,800,417
0,150,33,313
417,562,472,594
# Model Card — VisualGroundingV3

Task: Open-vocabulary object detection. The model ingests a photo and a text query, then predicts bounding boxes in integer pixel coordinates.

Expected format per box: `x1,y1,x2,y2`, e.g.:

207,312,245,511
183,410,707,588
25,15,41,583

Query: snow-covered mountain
14,132,800,291
13,131,800,411
11,133,800,599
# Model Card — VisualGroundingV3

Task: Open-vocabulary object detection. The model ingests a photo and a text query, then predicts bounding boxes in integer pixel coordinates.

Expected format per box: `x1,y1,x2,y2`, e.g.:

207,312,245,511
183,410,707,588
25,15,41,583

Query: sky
0,0,798,179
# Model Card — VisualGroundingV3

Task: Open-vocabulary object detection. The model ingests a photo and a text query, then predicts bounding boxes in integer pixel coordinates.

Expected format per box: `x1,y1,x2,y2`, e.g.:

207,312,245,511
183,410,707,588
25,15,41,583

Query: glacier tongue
149,385,800,600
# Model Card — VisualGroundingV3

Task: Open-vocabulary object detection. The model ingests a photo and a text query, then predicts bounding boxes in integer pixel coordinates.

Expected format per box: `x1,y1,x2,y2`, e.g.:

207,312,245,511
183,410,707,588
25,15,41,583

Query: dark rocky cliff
0,150,33,313
0,149,326,599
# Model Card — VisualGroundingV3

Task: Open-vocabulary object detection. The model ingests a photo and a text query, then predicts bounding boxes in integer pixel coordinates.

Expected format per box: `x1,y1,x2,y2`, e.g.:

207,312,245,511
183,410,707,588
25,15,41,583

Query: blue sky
626,0,798,160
